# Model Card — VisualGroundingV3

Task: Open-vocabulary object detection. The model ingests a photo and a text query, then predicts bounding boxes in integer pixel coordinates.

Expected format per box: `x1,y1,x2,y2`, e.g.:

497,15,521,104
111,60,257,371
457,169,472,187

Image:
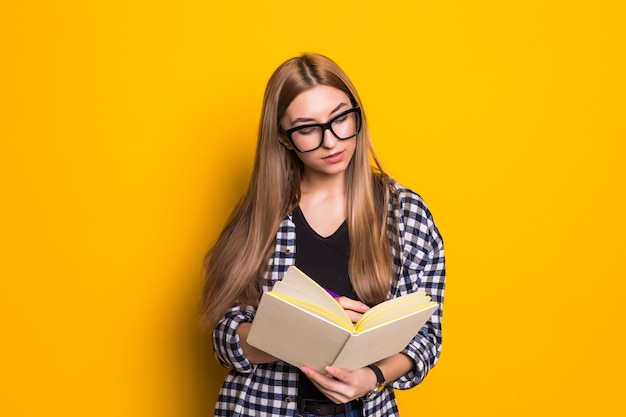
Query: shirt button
285,248,291,254
285,397,292,403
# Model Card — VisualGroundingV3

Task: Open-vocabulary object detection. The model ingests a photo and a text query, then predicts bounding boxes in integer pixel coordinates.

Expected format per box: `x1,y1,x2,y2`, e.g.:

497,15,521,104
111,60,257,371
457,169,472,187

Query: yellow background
1,1,624,416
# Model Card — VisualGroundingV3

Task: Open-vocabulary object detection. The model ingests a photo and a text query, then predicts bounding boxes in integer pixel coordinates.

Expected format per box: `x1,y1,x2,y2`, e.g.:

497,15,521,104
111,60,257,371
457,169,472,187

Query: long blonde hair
201,53,394,328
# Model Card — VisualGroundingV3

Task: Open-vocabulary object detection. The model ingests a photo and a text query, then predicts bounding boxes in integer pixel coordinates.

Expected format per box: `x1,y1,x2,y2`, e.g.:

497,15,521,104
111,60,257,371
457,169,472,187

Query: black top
292,205,357,400
292,206,357,300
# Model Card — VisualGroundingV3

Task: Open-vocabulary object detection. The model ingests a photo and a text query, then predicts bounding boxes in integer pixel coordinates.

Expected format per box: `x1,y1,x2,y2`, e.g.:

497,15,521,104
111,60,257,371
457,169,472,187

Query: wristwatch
366,364,386,395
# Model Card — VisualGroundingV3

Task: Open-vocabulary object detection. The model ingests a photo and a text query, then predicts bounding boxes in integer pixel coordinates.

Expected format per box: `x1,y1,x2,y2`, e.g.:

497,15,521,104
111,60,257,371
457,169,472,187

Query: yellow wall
1,1,624,416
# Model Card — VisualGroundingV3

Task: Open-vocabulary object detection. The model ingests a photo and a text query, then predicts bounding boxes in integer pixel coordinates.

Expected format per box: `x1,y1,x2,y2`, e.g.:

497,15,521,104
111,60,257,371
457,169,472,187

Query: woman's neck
300,171,345,197
298,172,347,238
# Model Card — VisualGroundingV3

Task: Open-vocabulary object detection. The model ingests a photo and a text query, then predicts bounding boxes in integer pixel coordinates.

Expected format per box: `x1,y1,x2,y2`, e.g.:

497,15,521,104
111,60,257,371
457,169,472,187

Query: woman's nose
321,127,339,148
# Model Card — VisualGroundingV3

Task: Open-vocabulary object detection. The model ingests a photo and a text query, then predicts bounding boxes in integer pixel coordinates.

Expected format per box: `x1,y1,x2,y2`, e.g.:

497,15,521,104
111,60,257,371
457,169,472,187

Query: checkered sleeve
388,184,445,390
212,305,258,374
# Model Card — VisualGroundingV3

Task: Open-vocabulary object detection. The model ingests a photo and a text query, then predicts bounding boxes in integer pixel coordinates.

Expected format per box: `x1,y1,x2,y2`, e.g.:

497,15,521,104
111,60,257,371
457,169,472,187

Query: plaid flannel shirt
212,180,445,416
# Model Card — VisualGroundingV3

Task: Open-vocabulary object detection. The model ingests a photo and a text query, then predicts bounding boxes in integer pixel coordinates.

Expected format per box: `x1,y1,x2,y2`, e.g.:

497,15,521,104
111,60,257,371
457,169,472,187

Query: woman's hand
302,354,415,404
335,296,370,323
300,365,377,404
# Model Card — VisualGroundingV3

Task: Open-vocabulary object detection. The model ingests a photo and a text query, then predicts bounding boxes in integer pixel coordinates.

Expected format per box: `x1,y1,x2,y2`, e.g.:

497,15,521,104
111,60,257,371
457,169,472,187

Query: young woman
201,53,445,417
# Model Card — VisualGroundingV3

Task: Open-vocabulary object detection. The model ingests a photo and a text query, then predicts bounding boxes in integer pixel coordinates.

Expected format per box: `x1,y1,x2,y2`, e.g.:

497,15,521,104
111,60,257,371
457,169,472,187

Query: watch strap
366,364,385,386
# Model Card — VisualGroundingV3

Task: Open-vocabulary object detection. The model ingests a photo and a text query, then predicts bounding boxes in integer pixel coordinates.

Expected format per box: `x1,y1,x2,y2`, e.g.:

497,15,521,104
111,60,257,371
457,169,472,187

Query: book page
271,292,353,331
355,292,433,332
355,300,436,332
355,290,426,324
275,266,352,329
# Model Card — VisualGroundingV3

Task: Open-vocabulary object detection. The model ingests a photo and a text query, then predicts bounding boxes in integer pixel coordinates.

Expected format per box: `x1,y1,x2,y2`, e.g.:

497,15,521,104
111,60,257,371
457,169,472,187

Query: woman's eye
295,127,316,136
334,115,348,124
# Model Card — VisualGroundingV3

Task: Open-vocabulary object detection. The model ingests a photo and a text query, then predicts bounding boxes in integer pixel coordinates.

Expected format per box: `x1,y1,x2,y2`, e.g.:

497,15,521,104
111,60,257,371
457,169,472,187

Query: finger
302,367,344,390
320,367,361,403
301,367,342,400
301,366,334,386
308,379,344,404
325,366,350,382
345,310,364,323
336,296,370,313
304,367,363,404
309,379,351,404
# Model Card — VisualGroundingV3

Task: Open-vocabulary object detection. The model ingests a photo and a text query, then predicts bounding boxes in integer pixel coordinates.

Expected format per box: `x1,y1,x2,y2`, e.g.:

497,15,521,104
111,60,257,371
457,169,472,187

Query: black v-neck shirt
292,206,357,300
292,206,357,401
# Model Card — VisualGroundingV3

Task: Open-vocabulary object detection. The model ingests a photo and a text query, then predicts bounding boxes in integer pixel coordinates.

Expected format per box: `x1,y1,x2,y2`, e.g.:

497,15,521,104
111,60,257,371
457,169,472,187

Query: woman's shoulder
384,177,444,253
385,177,431,214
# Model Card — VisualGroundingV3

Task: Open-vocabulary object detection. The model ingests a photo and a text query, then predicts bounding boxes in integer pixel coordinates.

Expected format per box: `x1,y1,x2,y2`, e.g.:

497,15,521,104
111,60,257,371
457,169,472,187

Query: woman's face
279,85,358,180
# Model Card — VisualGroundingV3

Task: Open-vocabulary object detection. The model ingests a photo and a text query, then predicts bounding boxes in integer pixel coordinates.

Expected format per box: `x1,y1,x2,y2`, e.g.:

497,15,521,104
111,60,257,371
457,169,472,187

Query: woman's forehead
283,85,351,123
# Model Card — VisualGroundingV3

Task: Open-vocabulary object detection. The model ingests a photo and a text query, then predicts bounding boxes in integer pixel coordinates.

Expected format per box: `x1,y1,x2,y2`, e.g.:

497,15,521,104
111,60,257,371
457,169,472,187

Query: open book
247,266,438,373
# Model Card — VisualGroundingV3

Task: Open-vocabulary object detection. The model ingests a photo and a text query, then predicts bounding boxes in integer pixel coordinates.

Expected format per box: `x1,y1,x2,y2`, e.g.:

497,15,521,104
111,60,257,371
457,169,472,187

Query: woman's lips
322,151,345,163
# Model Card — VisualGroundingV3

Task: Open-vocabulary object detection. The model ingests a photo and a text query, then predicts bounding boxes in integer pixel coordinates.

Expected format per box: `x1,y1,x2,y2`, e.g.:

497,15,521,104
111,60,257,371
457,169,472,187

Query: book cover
247,266,438,373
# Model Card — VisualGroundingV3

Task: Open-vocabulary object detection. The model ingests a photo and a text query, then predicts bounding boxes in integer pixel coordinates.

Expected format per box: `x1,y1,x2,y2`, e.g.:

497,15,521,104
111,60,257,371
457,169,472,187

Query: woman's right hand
334,296,370,323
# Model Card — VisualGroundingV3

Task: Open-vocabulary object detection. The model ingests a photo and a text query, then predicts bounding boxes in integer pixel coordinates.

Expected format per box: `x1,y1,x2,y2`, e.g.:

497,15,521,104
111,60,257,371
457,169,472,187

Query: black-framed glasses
279,107,362,153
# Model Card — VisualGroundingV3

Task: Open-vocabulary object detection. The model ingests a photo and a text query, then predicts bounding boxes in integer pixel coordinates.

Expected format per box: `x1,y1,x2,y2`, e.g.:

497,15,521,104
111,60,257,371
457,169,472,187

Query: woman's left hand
300,365,377,404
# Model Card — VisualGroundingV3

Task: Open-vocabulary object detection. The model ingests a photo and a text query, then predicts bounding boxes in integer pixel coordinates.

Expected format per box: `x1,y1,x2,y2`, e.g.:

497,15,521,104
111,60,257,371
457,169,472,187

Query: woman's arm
212,306,259,373
390,187,445,389
237,322,278,364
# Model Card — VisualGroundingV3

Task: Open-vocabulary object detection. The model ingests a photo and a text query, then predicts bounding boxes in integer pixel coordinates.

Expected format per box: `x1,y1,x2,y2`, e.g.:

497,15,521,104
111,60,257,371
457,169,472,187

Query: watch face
366,383,385,399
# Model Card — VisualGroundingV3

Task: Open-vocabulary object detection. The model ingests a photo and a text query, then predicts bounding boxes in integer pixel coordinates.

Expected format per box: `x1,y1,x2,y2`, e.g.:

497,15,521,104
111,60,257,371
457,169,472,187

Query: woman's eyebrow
291,115,316,124
291,102,349,125
329,102,348,115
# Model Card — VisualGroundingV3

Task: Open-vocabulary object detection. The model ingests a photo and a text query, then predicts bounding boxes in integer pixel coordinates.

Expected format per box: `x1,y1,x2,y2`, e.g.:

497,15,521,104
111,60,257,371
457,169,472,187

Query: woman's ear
277,133,294,151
